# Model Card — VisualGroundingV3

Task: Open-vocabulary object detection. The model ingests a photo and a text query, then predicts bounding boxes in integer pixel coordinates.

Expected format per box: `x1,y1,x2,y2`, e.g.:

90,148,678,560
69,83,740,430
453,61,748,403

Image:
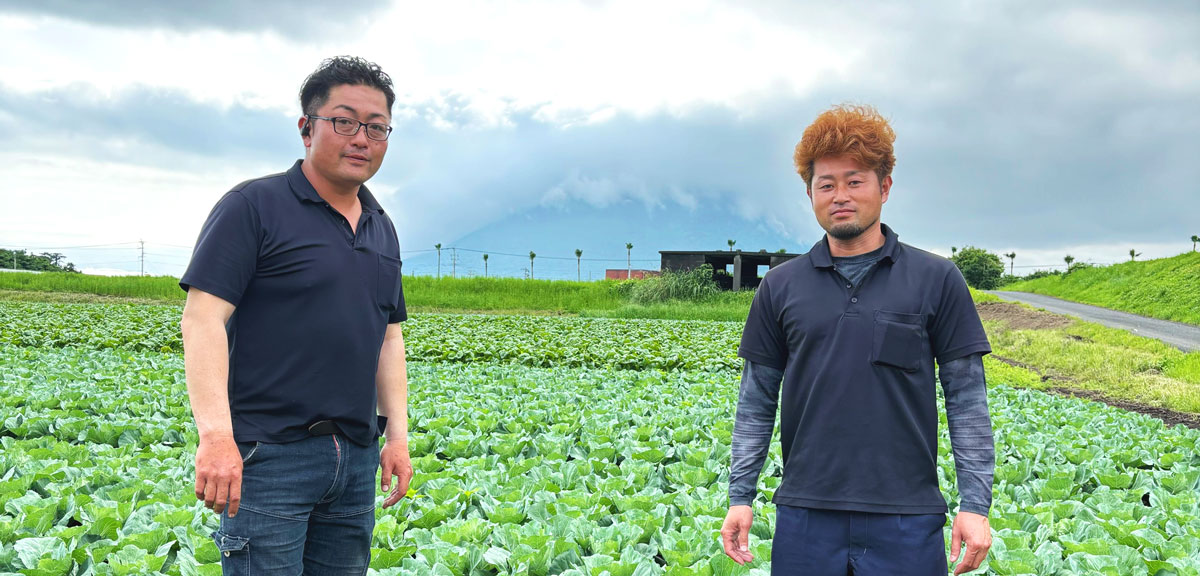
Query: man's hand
380,439,413,508
195,435,243,517
949,511,991,574
720,505,755,565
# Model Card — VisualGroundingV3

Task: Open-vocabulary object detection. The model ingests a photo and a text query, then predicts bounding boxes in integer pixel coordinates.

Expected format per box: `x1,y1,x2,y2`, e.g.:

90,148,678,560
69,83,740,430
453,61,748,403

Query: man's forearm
940,353,995,516
376,325,409,444
181,316,234,440
730,361,783,506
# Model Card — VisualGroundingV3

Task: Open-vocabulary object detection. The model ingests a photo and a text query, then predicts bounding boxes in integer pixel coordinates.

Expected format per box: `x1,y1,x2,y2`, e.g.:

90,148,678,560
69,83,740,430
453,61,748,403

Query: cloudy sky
0,1,1197,278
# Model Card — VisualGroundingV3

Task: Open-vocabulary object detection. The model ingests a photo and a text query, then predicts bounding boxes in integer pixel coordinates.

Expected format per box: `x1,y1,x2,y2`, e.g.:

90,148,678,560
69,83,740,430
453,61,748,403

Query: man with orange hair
721,105,994,575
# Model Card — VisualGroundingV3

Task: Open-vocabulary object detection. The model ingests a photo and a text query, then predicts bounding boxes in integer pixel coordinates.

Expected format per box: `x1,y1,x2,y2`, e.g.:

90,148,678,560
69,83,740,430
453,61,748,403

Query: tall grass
0,271,183,300
0,270,760,321
1004,251,1200,325
625,264,721,304
581,291,755,322
403,276,626,312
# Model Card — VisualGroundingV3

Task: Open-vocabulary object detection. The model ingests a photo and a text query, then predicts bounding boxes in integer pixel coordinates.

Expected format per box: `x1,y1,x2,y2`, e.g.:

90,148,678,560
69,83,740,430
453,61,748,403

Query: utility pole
451,248,458,278
139,240,145,276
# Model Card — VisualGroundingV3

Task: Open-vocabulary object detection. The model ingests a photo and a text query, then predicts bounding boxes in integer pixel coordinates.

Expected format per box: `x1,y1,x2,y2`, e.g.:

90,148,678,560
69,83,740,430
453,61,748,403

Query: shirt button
845,283,852,289
851,297,858,303
224,552,230,557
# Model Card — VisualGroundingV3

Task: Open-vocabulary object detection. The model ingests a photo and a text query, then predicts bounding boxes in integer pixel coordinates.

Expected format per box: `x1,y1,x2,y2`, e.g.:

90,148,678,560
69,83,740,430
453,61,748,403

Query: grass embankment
967,290,1200,415
1003,251,1200,326
975,305,1200,415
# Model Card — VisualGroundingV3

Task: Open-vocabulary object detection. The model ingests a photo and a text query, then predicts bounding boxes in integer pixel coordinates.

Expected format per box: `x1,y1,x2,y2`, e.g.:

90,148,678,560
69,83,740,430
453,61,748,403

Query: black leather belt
307,420,342,436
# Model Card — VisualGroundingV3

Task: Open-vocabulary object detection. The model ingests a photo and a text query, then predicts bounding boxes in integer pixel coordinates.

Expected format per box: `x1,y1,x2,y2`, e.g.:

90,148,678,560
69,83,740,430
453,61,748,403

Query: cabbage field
2,300,1200,575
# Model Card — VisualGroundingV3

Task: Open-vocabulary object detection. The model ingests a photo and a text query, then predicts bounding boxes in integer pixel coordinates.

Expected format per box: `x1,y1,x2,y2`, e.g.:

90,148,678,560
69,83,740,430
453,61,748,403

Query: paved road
988,291,1200,353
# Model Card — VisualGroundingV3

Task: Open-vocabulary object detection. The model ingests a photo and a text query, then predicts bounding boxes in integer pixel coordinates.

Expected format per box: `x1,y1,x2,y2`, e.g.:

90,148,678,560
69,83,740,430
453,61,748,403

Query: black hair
299,56,395,136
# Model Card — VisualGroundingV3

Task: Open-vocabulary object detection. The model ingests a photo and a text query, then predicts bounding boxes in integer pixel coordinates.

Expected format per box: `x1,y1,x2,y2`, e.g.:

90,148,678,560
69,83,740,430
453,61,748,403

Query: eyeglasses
306,115,393,141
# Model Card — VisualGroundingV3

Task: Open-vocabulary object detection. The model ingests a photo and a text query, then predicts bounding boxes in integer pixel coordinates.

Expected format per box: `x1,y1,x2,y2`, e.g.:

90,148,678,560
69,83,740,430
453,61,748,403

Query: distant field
0,271,182,300
0,272,754,321
1004,252,1200,326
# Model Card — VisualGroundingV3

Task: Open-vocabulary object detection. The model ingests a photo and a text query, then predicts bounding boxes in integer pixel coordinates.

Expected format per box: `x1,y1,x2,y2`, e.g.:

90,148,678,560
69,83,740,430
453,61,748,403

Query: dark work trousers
771,505,948,576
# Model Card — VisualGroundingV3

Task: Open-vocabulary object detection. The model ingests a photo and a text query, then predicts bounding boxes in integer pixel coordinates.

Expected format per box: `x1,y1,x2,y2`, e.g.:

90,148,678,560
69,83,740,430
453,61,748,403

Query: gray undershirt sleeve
939,353,995,516
729,360,783,506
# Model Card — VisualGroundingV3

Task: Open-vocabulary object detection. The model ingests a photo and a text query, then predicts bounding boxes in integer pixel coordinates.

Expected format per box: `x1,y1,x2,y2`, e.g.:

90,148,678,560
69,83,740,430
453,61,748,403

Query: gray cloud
4,0,1199,271
0,85,298,170
729,0,1200,251
0,0,389,38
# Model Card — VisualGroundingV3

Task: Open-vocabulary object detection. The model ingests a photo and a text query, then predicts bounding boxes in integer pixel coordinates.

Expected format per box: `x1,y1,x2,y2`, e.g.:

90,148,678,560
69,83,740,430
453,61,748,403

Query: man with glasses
180,56,411,574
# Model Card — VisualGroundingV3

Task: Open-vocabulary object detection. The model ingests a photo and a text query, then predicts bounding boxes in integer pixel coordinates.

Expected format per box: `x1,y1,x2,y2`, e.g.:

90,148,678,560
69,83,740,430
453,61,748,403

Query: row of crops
1,300,1199,575
0,303,741,372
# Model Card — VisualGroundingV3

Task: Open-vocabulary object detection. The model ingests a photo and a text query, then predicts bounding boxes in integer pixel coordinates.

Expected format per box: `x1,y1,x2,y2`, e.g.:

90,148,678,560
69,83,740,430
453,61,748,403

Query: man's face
302,84,390,189
807,155,891,240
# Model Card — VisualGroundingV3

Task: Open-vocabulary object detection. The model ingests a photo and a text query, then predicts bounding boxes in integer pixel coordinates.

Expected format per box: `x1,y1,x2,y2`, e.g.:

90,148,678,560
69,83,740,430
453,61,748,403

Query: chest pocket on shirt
377,254,402,312
871,310,925,372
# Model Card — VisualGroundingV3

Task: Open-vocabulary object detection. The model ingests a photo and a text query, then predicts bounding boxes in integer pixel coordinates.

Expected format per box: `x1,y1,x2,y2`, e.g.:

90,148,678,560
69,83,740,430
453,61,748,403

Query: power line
451,247,657,262
5,242,141,250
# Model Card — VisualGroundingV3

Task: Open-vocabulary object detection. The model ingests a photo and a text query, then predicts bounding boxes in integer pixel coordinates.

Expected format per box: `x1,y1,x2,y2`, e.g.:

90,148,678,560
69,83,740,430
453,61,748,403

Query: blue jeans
772,506,947,576
212,434,379,575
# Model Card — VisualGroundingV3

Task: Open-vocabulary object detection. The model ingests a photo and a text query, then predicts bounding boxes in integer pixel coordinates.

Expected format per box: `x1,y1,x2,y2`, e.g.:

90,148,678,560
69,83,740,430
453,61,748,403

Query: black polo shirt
180,160,407,447
738,224,989,514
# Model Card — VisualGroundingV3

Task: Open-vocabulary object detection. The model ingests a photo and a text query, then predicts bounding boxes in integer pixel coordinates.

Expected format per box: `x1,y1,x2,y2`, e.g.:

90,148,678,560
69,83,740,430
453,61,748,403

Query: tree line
0,249,79,273
951,234,1200,290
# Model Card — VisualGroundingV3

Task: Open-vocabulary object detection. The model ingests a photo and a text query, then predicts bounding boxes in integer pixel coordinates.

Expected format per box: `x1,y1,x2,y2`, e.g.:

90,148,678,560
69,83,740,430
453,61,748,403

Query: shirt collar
809,223,900,268
286,159,386,214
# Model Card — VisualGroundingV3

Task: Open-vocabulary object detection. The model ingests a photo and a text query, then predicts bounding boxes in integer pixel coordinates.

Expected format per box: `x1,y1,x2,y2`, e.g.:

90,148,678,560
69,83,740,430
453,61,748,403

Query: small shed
659,250,801,291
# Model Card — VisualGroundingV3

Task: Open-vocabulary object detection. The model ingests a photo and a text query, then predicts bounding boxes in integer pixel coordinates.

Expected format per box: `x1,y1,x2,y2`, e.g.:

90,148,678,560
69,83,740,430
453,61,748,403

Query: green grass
1004,251,1200,325
0,271,760,321
982,312,1200,413
0,271,183,300
402,276,625,313
970,288,1002,303
580,291,756,322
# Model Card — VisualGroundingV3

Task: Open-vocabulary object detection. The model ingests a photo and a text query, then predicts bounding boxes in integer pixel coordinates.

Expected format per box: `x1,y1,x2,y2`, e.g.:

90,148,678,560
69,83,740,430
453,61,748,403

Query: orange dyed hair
793,104,896,190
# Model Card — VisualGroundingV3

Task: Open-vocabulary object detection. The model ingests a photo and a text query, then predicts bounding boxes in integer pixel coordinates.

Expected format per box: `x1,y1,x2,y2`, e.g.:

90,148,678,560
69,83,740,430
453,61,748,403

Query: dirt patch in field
991,354,1200,429
1045,387,1200,430
976,301,1073,331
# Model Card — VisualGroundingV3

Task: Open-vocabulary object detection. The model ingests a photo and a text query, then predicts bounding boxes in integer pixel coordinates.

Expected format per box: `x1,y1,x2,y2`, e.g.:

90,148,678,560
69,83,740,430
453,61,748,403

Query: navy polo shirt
738,224,990,514
180,160,407,447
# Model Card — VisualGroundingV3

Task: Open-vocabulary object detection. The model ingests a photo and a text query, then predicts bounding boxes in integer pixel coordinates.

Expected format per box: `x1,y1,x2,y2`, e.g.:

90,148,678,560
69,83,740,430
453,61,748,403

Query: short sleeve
738,275,789,370
179,191,261,307
389,271,408,323
930,265,992,363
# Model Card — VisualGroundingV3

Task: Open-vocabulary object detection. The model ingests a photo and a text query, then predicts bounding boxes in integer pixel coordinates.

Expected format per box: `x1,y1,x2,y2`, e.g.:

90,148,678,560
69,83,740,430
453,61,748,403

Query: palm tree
1004,252,1016,276
951,246,958,257
1191,235,1198,252
435,243,442,279
575,249,583,282
727,239,736,251
1129,249,1141,262
625,242,633,279
529,251,536,279
483,253,489,277
1063,254,1075,270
